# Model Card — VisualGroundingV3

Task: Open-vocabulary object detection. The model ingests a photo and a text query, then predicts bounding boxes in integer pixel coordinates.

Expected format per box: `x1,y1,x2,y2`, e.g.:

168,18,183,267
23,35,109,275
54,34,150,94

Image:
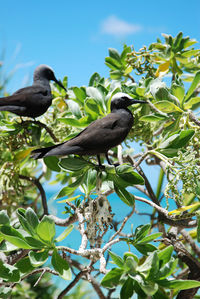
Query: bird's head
111,92,146,111
34,65,66,91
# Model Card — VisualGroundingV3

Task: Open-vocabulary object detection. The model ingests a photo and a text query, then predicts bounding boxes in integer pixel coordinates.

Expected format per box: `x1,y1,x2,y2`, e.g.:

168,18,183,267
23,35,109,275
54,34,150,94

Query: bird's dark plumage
31,93,146,164
0,65,66,118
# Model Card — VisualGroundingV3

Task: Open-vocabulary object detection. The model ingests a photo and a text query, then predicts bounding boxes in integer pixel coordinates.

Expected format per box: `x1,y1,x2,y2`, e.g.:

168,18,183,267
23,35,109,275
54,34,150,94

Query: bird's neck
112,107,133,116
33,78,51,90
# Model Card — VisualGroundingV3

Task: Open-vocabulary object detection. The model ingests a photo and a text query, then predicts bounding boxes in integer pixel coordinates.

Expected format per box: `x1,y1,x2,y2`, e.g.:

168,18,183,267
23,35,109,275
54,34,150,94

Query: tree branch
22,120,59,142
49,214,77,226
57,270,86,299
19,174,48,215
181,229,200,259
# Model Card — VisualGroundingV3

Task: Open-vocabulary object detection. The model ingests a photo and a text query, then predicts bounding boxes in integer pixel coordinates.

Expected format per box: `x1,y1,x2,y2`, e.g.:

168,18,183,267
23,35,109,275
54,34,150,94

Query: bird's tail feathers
31,143,63,160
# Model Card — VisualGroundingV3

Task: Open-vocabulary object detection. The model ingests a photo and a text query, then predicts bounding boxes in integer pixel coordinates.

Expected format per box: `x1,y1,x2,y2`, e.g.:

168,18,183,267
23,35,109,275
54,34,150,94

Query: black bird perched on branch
31,93,146,165
0,65,66,118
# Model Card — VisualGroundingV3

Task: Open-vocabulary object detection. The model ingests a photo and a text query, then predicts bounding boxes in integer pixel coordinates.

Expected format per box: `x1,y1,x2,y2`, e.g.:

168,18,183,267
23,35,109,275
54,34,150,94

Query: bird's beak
130,99,147,105
53,76,67,92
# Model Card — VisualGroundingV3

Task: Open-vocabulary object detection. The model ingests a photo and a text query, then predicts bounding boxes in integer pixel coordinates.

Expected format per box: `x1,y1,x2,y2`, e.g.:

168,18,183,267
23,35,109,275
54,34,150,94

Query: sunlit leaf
154,101,183,113
169,203,200,215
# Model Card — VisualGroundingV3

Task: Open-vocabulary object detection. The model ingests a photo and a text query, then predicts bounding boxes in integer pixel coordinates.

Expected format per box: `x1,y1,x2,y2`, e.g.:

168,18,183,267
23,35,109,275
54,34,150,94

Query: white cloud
101,16,142,37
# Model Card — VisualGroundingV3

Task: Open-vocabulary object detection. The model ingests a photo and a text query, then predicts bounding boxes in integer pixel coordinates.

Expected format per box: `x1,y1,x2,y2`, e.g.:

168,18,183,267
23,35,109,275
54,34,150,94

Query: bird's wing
0,85,48,107
31,113,131,158
13,85,47,96
66,113,128,150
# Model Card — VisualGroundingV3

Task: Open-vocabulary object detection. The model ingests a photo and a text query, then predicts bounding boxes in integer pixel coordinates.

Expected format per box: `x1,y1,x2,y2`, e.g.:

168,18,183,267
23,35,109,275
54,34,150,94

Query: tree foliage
1,32,200,298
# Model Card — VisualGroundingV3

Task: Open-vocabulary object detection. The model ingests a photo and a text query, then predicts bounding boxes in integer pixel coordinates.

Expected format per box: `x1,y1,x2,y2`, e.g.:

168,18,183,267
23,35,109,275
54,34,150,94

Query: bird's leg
106,153,119,167
105,153,113,165
97,155,104,168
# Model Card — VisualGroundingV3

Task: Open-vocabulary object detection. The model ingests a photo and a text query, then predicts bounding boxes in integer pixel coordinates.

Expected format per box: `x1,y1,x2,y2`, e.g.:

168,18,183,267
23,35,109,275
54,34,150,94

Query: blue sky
1,0,200,92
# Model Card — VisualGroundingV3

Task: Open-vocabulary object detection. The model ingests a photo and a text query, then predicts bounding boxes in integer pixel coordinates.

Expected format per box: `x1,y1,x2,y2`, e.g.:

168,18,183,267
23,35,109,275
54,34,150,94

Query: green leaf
114,184,135,206
105,57,122,71
124,256,137,275
158,258,178,280
84,98,100,119
123,252,139,263
0,287,12,298
56,185,76,199
116,164,144,185
157,279,200,290
0,210,9,225
17,208,34,235
184,71,200,102
89,72,101,86
56,174,85,199
15,256,35,273
0,240,18,252
29,250,49,267
183,96,200,109
121,45,132,63
140,114,167,122
157,245,174,266
86,86,103,102
0,260,20,282
25,208,39,231
134,243,157,255
86,168,97,193
135,224,151,242
55,225,74,243
120,277,134,299
25,236,45,248
147,253,160,280
159,129,194,150
110,70,123,80
67,99,82,118
109,48,121,62
0,226,32,249
140,232,162,243
52,249,72,280
140,281,158,296
59,157,90,171
137,252,158,276
58,116,90,128
44,156,61,172
182,49,200,57
173,32,183,50
108,250,124,268
72,87,86,104
36,216,55,243
171,83,185,103
101,268,124,288
154,101,183,113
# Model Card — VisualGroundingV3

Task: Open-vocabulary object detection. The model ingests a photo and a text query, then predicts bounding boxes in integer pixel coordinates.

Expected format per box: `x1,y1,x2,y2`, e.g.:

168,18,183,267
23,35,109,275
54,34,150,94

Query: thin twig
57,270,86,299
8,249,29,265
77,207,88,251
22,267,59,281
135,196,197,228
189,110,200,127
89,274,107,299
181,229,200,259
22,120,59,142
146,99,168,117
49,214,77,227
33,268,46,287
19,175,48,215
109,209,134,242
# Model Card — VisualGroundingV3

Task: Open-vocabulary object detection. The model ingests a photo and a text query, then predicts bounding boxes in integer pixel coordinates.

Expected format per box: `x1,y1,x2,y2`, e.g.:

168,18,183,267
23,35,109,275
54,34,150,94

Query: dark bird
0,65,66,118
31,93,146,165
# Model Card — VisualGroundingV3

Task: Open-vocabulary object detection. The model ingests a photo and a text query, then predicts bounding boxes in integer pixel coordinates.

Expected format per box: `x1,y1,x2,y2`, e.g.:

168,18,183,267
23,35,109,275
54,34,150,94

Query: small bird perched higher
0,65,66,118
31,93,146,165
